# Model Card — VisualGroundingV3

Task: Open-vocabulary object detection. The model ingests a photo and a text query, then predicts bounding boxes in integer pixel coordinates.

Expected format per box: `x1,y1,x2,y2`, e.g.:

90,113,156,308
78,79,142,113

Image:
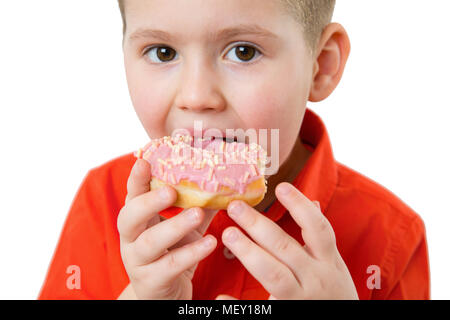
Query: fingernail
224,228,238,243
202,235,214,248
187,208,201,224
228,201,243,218
277,183,292,196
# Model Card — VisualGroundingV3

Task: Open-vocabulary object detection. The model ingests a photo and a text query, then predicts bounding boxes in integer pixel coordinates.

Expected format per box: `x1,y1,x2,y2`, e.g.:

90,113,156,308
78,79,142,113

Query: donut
134,134,267,210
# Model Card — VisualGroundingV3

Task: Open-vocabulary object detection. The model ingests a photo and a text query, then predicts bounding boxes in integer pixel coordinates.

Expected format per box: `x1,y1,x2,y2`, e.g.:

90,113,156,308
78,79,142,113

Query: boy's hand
117,159,218,300
216,182,358,300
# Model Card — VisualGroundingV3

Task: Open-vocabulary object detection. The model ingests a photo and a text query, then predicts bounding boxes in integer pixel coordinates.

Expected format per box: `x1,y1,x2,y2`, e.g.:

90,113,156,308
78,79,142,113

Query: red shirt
38,109,430,300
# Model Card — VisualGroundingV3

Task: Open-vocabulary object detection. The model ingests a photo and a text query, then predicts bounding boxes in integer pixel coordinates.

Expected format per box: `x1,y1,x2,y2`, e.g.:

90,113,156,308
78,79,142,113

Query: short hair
279,0,336,54
117,0,335,55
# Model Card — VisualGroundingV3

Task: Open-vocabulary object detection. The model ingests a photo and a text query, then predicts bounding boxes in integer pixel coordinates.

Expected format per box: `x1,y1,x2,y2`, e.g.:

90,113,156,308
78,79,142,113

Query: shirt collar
263,108,339,222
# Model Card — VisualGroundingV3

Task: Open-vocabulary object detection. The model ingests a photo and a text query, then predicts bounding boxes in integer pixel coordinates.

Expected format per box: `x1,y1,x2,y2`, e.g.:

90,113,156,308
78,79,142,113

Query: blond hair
117,0,335,54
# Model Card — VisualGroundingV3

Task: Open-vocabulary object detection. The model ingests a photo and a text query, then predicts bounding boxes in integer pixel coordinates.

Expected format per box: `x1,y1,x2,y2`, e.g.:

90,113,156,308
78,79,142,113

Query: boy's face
122,0,314,170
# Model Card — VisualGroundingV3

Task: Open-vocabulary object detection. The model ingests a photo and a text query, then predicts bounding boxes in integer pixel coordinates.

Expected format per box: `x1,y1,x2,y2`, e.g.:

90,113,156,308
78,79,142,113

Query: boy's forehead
125,0,290,37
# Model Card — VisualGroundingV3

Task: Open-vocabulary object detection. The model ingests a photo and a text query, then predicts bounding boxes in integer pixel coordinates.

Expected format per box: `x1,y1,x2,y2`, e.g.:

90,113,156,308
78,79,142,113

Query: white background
0,0,449,299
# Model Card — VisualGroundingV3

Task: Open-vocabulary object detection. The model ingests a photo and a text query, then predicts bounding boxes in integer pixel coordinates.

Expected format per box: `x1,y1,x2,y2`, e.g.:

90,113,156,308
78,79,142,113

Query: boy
38,0,430,300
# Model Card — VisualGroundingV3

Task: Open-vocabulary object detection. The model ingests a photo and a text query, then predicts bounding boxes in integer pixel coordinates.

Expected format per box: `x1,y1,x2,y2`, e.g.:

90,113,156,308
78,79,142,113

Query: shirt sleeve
37,169,129,299
382,216,430,300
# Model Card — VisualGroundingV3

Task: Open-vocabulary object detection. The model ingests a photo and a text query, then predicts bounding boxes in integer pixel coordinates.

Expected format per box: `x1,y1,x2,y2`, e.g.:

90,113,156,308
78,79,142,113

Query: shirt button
223,247,235,260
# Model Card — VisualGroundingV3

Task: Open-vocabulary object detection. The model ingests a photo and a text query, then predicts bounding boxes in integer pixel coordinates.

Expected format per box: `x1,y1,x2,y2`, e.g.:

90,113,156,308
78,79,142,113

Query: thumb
216,294,238,300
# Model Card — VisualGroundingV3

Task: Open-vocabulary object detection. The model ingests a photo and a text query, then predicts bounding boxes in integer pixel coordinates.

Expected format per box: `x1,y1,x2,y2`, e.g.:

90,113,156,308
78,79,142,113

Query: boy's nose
175,61,226,113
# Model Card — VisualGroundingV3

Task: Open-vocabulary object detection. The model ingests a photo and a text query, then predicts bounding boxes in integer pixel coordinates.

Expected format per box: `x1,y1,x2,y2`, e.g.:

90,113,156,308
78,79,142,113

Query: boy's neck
254,135,311,213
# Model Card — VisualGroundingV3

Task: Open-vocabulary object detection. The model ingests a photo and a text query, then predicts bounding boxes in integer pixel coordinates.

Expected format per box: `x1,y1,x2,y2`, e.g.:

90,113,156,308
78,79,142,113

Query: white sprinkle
143,149,152,159
243,171,250,183
213,181,219,192
249,164,257,176
136,148,143,159
169,172,176,184
207,168,214,180
224,177,235,186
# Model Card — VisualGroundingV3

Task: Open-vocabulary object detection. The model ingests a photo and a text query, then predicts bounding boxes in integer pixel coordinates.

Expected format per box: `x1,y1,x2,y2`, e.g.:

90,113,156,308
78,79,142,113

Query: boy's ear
309,23,351,102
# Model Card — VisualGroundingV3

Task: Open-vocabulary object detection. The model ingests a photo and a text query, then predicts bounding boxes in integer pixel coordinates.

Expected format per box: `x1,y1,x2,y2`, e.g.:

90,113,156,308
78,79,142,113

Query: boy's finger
125,159,152,204
148,235,217,285
149,207,218,252
226,200,311,279
117,186,177,243
275,183,337,261
131,207,205,265
222,227,302,300
156,209,218,250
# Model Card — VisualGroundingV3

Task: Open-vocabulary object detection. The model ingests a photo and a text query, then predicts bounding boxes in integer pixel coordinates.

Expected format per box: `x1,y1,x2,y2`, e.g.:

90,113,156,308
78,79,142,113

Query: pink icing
134,134,267,194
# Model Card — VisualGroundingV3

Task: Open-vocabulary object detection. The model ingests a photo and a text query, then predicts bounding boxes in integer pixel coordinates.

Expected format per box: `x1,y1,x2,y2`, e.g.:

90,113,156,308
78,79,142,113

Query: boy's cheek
129,88,169,136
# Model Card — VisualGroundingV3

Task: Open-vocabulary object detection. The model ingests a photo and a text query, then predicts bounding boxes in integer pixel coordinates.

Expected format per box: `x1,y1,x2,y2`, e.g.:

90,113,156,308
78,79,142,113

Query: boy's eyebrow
128,24,279,43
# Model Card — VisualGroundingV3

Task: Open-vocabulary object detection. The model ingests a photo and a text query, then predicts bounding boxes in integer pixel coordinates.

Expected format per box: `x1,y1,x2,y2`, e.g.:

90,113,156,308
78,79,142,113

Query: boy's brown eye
156,47,176,62
144,46,178,63
235,46,256,61
225,44,261,63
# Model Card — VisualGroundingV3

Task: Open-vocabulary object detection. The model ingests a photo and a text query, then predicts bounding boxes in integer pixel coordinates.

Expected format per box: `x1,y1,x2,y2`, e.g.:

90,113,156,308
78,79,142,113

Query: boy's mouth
191,135,241,148
212,136,239,143
178,127,244,145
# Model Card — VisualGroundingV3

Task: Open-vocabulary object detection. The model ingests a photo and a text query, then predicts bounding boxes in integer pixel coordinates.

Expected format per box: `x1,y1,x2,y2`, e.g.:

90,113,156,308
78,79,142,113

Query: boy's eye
225,44,261,63
144,46,178,63
143,43,261,64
